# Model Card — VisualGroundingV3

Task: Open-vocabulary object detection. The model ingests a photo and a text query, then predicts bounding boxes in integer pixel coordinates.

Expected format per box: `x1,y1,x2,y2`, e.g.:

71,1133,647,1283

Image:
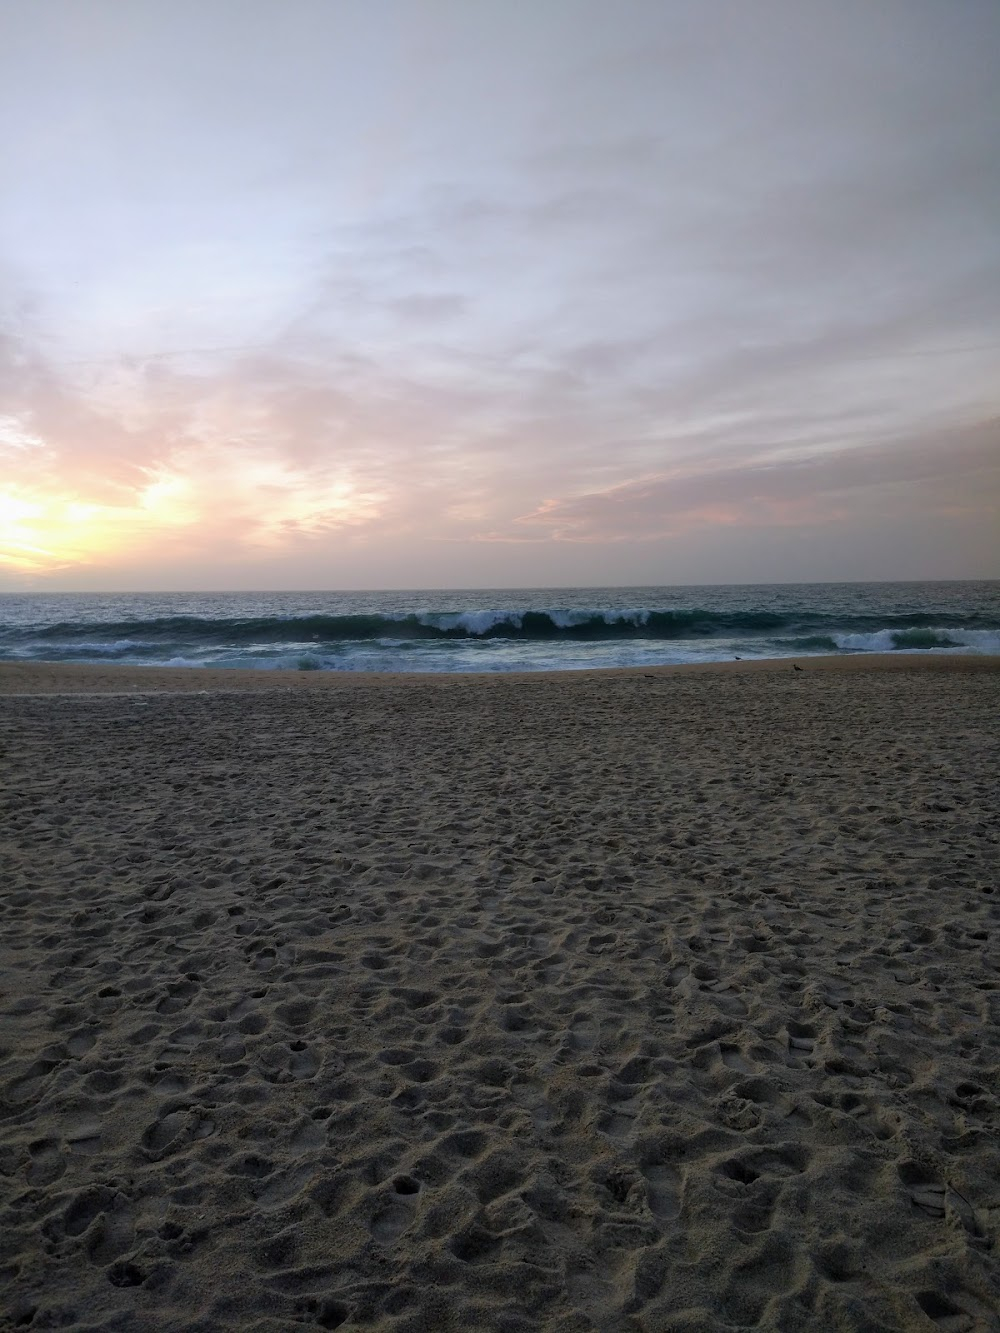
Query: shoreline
2,650,999,694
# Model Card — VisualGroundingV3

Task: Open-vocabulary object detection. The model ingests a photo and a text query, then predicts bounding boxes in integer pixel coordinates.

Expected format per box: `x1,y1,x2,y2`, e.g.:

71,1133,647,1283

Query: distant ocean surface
1,583,998,674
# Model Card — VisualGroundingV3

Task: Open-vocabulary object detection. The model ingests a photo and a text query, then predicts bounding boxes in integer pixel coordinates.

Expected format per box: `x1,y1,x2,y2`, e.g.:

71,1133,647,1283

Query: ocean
1,582,998,674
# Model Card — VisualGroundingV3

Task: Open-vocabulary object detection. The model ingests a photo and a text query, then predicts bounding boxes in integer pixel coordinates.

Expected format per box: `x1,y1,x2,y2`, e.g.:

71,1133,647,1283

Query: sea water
1,582,998,674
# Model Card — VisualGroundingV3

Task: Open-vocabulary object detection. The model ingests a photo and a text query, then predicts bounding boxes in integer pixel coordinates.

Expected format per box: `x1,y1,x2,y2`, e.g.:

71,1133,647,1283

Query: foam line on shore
2,651,999,694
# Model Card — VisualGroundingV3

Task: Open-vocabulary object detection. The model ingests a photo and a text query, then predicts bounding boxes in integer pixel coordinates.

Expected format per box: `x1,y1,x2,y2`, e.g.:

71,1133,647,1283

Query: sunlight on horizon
0,486,168,575
0,456,387,579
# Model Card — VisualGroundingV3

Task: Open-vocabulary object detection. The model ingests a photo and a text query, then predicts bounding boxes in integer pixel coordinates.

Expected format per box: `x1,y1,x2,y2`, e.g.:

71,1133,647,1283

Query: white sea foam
548,608,652,629
413,608,658,635
833,628,1000,653
41,638,149,656
417,610,523,634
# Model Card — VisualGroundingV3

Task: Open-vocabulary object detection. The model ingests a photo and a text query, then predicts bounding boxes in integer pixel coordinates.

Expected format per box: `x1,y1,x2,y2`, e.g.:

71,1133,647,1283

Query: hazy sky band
1,0,997,588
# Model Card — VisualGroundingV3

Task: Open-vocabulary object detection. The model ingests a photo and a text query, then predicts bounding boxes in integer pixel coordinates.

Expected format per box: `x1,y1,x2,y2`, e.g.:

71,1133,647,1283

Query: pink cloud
494,418,999,544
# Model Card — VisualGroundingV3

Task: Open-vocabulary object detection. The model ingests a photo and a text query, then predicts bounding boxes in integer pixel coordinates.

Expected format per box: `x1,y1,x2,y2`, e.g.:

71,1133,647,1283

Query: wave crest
3,606,999,648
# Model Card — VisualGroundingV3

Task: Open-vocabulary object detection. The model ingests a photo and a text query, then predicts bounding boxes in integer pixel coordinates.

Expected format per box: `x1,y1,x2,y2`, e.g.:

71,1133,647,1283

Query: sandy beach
1,655,999,1332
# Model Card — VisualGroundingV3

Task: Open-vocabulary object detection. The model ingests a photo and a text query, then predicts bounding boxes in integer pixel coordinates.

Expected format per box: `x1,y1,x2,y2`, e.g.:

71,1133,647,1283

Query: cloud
502,418,1000,543
1,2,998,587
0,323,396,576
388,293,468,322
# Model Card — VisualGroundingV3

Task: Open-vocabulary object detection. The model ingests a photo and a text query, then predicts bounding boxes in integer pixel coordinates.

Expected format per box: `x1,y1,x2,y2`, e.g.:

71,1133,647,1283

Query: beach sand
1,656,999,1331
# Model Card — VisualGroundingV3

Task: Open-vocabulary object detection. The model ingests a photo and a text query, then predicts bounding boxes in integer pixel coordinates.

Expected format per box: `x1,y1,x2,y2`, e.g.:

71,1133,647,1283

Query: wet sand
1,657,999,1331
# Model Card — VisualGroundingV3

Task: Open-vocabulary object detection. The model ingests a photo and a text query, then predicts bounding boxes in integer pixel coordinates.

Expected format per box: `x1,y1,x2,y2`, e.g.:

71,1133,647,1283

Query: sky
1,0,998,591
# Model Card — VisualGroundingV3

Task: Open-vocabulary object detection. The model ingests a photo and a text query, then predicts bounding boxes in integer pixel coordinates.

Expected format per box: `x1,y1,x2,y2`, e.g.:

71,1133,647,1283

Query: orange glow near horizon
0,456,386,579
0,487,148,574
0,461,214,574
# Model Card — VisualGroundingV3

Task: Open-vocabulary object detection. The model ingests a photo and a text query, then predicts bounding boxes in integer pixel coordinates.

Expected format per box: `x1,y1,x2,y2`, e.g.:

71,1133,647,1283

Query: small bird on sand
793,663,803,672
734,655,742,660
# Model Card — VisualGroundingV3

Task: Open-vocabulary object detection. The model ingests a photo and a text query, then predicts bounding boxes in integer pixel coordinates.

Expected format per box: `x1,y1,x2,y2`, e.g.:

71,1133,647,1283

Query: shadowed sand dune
1,658,999,1331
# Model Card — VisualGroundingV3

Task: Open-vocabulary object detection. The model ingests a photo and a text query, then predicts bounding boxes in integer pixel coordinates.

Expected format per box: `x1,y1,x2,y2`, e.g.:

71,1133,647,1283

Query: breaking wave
780,628,1000,654
7,607,1000,647
2,585,997,671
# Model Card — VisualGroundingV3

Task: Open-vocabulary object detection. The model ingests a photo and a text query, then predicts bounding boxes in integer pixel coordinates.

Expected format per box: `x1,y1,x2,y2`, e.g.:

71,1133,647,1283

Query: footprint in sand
51,1186,137,1265
642,1164,681,1222
65,1116,103,1155
369,1175,421,1243
786,1020,817,1060
140,1106,215,1160
898,1162,982,1237
720,1044,754,1073
597,1106,638,1141
66,1028,97,1058
665,962,690,988
731,1179,782,1236
567,1013,599,1051
106,1259,148,1288
27,1138,66,1186
288,1117,326,1153
898,1161,945,1217
155,976,200,1015
289,1040,320,1079
915,1287,999,1330
257,1164,316,1209
511,1081,557,1132
705,980,748,1015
